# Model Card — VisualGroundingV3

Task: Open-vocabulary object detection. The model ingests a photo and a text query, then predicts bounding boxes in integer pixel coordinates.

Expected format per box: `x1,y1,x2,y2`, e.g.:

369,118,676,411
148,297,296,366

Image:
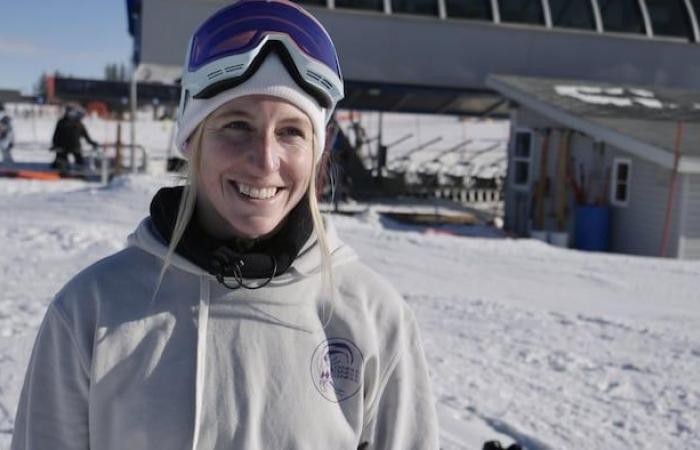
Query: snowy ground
0,113,699,449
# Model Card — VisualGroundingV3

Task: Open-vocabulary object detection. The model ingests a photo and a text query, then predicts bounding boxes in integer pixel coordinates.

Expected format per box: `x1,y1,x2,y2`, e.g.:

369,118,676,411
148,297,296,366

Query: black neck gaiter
149,186,313,285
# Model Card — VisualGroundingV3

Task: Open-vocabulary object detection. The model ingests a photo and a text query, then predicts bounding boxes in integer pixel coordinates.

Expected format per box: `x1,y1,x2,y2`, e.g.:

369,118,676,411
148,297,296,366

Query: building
46,76,180,117
124,1,700,232
0,89,26,104
488,75,700,259
126,0,700,115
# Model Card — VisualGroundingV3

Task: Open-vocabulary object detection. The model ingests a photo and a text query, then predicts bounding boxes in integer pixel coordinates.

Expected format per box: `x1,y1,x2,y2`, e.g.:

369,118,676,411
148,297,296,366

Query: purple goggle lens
188,1,341,78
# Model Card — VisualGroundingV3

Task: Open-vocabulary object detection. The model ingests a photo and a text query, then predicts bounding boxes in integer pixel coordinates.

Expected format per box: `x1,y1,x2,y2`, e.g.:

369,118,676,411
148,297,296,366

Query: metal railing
404,184,503,206
85,143,149,184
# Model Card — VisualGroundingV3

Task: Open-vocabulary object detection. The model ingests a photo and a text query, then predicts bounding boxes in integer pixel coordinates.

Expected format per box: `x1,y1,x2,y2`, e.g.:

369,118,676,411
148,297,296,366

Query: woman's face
191,95,314,240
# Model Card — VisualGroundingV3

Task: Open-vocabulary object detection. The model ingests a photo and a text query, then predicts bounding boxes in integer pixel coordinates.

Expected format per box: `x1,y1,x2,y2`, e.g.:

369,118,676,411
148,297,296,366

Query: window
611,158,631,206
645,0,694,39
512,130,533,187
549,0,596,30
392,0,440,16
335,0,384,12
598,0,646,34
498,0,545,25
445,0,493,20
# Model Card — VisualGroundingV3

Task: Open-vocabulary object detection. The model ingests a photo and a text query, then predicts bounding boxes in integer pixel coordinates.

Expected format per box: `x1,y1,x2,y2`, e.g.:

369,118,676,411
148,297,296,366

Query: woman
11,1,438,449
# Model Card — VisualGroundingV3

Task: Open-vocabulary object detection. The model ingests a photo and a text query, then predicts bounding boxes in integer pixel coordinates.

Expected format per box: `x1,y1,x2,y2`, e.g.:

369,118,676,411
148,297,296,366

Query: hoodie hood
149,186,315,282
126,214,358,282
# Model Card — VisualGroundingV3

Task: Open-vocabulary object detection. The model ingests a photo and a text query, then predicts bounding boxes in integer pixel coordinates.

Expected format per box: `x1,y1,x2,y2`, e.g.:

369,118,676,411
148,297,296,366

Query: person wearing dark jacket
51,106,98,170
0,110,14,164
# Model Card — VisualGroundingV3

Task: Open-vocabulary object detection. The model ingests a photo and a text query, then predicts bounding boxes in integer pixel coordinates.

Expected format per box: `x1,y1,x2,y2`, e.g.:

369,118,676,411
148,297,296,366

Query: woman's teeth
236,183,278,200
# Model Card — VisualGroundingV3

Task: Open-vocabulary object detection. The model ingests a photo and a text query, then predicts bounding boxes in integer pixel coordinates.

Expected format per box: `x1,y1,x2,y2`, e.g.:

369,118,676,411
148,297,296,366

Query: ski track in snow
1,114,699,449
0,171,172,448
406,293,698,449
334,216,700,449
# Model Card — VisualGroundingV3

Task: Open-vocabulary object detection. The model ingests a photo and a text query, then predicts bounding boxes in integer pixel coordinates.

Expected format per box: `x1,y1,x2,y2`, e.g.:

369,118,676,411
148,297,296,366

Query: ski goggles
180,0,344,118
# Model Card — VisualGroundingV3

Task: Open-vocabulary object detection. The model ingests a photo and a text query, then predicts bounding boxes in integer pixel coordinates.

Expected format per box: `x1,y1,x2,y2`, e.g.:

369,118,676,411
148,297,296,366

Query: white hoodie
12,217,439,449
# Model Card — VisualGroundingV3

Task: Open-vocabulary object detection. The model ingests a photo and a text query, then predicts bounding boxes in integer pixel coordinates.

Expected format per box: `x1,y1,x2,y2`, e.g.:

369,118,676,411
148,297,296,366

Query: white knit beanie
176,53,328,160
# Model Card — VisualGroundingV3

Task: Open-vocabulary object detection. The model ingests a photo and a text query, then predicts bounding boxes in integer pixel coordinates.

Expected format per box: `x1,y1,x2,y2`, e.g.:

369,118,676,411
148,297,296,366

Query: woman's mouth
231,181,281,200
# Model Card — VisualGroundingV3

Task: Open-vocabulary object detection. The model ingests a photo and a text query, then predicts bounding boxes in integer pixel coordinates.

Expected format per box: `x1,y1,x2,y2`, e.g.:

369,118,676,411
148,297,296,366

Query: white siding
607,151,683,258
680,174,700,259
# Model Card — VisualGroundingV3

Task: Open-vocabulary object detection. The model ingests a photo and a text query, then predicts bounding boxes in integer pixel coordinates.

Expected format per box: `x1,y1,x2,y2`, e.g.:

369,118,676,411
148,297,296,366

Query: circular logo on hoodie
311,338,363,402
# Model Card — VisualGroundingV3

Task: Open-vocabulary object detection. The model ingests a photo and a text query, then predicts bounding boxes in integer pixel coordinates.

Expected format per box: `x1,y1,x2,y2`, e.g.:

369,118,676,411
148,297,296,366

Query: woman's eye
279,127,305,138
225,121,252,131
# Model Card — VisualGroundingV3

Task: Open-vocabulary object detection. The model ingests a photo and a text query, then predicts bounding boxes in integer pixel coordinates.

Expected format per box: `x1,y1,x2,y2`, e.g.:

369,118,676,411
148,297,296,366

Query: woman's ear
181,140,193,159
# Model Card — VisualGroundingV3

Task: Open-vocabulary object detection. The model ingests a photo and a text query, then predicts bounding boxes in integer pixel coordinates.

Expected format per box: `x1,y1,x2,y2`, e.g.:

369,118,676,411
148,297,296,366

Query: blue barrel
574,206,610,252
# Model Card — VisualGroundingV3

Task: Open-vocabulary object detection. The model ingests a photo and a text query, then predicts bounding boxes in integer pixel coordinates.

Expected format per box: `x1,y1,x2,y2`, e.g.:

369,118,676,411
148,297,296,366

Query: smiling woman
10,1,439,449
194,94,315,240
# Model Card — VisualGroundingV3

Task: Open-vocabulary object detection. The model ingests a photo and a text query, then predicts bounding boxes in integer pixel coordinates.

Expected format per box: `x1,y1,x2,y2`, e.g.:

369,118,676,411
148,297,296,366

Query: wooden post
115,122,123,175
130,66,138,174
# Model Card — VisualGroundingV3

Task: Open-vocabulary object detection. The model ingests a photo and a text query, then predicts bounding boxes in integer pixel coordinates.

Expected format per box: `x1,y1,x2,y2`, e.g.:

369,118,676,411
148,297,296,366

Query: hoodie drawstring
192,276,210,450
211,247,278,290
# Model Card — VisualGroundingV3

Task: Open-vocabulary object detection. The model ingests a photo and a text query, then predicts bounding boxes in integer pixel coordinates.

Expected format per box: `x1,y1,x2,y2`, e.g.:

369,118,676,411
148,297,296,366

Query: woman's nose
248,133,280,174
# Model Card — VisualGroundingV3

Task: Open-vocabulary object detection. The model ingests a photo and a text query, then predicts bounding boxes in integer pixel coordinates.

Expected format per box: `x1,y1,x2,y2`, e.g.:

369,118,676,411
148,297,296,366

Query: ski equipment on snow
482,440,523,450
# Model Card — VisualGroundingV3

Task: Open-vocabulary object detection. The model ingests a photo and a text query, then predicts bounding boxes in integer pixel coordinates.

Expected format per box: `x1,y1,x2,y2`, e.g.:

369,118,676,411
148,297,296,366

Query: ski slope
0,113,698,449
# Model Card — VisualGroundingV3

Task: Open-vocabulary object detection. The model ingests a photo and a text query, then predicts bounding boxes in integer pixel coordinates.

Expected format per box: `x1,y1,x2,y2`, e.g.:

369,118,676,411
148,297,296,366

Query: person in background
11,1,439,449
0,104,14,164
50,104,98,170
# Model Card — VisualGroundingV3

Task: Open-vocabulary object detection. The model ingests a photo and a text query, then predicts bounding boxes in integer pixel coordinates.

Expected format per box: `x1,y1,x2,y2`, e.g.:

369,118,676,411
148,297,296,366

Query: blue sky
0,0,132,94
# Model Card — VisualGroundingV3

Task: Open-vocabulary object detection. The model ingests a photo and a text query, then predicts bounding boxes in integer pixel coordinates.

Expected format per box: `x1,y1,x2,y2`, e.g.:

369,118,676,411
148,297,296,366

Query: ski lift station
123,0,700,258
128,0,700,112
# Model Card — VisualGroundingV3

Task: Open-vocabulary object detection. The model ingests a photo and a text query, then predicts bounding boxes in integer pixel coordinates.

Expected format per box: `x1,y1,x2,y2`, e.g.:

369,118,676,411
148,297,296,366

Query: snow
555,85,674,110
1,112,699,449
628,89,654,99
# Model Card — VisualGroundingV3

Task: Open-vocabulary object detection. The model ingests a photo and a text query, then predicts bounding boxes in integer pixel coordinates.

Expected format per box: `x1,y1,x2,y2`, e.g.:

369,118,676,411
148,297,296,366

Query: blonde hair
154,115,335,322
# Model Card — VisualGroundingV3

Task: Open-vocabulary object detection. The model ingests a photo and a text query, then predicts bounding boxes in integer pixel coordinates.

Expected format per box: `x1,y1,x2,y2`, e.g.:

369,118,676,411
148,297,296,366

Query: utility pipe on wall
660,121,684,257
